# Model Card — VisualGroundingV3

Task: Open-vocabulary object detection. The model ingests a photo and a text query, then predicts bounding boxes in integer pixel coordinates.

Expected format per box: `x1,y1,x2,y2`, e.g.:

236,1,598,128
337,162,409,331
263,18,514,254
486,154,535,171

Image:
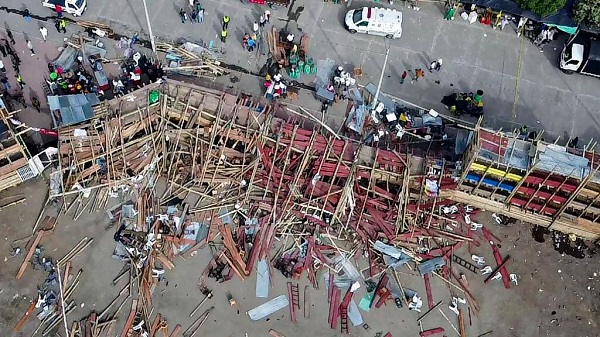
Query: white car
42,0,87,17
344,7,402,39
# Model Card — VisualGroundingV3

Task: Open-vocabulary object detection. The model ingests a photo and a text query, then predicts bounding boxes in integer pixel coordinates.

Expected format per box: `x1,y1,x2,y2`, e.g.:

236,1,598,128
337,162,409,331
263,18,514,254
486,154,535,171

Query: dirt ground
0,177,598,337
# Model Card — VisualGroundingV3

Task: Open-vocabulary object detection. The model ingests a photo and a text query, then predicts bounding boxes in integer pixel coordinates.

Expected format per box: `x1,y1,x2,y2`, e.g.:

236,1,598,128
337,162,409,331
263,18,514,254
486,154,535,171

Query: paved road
2,0,600,142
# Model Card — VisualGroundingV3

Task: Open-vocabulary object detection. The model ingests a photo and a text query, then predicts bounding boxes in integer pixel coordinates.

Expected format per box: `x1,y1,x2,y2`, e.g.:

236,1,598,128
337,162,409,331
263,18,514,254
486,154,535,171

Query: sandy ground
0,178,598,337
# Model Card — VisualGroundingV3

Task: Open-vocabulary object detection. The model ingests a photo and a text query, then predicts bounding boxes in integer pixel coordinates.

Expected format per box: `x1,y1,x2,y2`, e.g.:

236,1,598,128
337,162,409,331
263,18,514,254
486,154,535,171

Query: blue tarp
48,93,101,128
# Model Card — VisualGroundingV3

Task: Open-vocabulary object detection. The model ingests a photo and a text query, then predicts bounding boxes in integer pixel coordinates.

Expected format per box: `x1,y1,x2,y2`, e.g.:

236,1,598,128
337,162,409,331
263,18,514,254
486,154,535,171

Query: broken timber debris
21,79,595,336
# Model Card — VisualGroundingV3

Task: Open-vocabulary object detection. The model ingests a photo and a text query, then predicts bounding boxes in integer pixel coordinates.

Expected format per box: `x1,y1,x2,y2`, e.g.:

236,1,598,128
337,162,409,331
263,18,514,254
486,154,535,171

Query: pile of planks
157,42,227,78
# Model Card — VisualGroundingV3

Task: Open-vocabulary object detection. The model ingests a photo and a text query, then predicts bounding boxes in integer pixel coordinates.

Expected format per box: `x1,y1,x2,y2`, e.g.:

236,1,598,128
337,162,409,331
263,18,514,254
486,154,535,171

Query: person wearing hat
221,29,228,43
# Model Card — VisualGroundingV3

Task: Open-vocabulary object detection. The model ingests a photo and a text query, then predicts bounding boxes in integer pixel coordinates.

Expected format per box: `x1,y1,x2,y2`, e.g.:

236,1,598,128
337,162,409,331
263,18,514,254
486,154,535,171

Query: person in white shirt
40,26,48,41
264,9,271,23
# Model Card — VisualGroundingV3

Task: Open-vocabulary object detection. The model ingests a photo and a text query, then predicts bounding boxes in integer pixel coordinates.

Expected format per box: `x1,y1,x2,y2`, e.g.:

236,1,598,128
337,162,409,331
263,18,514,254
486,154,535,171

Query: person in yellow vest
59,19,67,33
221,29,227,43
222,15,230,30
16,73,25,89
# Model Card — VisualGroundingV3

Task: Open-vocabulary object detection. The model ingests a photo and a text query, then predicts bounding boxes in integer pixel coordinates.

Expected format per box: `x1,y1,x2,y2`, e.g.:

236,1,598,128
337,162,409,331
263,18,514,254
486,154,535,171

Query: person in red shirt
55,4,63,18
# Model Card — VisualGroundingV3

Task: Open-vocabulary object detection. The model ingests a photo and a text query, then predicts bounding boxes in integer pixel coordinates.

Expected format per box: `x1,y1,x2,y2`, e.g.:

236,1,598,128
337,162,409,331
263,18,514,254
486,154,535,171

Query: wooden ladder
452,255,478,274
287,282,300,322
339,305,349,334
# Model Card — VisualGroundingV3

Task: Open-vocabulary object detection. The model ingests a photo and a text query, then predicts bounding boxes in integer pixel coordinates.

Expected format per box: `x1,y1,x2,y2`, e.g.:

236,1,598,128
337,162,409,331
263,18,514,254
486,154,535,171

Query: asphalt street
1,0,600,142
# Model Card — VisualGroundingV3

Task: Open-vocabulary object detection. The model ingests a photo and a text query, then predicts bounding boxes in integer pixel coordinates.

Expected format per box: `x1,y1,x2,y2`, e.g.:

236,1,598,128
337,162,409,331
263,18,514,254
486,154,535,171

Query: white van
344,7,402,39
42,0,87,17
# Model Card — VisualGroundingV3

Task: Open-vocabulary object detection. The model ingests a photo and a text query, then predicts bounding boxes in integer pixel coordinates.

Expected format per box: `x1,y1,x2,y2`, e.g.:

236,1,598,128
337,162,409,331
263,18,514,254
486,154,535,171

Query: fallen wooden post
169,324,182,337
14,301,36,330
16,229,52,279
269,329,286,337
119,299,138,337
420,327,445,337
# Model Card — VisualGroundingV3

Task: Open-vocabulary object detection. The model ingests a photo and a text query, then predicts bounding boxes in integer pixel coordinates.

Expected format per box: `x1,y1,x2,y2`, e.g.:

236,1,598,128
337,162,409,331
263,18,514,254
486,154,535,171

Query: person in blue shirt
247,38,256,52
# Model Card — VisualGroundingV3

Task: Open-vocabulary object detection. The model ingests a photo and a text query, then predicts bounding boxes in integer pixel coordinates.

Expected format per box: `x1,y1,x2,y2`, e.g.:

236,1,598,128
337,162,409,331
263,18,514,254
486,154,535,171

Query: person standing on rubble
0,41,6,57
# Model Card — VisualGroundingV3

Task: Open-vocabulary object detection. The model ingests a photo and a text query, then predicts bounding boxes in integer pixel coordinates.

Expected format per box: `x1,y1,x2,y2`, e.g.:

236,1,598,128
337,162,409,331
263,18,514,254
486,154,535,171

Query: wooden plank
0,143,23,159
169,324,182,337
0,157,27,176
269,329,286,337
16,230,51,279
149,314,162,336
14,301,36,330
119,299,138,337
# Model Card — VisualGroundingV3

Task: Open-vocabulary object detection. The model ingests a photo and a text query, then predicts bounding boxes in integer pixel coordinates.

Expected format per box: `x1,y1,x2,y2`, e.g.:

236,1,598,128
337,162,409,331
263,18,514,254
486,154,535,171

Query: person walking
54,19,61,33
259,15,266,28
253,21,259,33
40,26,48,41
7,29,15,44
1,77,10,91
190,9,198,23
400,71,407,84
27,40,35,56
221,29,228,43
0,60,5,73
179,9,188,23
0,42,6,57
222,15,230,30
264,9,271,23
197,7,204,23
16,74,25,89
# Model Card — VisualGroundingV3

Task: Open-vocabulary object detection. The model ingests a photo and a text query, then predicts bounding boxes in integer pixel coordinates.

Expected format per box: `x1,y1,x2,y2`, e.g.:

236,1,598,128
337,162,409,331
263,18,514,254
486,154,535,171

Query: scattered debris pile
158,41,227,78
13,79,599,336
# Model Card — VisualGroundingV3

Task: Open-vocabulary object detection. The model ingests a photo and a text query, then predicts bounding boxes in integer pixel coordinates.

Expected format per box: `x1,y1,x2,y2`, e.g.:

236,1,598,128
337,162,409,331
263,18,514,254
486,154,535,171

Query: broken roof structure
53,79,600,248
0,98,39,192
455,127,600,238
